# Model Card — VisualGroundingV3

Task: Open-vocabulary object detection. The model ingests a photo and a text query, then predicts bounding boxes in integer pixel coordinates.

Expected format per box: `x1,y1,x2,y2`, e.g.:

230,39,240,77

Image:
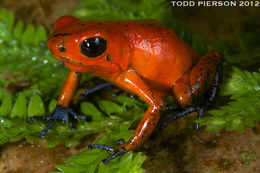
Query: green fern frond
196,67,260,133
212,32,260,68
0,8,69,99
74,0,172,23
55,131,147,173
221,67,260,98
196,92,260,133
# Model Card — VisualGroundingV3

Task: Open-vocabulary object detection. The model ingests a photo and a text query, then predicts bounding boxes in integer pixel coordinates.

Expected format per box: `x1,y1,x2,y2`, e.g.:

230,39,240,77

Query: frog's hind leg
80,82,113,97
161,50,222,130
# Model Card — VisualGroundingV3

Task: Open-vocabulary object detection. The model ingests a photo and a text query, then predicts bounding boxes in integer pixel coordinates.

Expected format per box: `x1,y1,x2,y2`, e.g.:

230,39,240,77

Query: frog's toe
88,143,122,164
88,139,129,164
88,143,114,152
102,151,123,164
28,115,51,123
39,120,55,138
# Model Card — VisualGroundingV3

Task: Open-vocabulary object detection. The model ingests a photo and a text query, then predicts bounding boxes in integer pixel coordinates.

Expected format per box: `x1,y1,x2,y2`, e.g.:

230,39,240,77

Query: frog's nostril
58,45,66,52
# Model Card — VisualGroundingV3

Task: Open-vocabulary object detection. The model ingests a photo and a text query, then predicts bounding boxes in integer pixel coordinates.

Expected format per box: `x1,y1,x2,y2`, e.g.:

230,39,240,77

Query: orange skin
48,16,222,152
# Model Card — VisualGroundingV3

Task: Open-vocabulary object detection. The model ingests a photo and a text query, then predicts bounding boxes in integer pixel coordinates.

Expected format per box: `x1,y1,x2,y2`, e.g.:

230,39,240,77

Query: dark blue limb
165,106,182,112
28,115,51,122
67,108,88,120
39,120,55,138
161,107,196,130
102,151,122,164
28,105,89,138
80,82,113,97
88,139,126,164
88,144,114,152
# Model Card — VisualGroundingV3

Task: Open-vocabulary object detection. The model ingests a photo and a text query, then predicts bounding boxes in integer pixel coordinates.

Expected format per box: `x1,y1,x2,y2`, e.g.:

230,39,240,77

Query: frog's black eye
80,37,107,58
58,45,66,52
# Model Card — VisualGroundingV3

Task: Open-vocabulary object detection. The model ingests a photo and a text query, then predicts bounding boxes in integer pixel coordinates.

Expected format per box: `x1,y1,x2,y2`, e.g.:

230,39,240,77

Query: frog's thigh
172,53,219,108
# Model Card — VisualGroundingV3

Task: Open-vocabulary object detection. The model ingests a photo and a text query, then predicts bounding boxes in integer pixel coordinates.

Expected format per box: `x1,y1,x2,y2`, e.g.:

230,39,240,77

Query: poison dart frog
29,16,222,163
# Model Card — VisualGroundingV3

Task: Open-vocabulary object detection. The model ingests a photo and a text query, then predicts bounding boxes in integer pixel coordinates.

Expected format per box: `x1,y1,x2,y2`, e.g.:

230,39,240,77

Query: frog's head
47,16,129,78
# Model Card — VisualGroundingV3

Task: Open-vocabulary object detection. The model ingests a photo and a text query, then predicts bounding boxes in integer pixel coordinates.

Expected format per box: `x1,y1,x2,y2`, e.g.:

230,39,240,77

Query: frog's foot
88,139,129,164
161,69,221,130
28,105,89,138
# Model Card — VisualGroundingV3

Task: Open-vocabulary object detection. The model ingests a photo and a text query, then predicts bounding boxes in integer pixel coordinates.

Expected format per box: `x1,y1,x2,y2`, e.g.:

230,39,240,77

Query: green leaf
197,93,260,133
192,34,207,56
118,152,133,172
213,40,236,55
28,95,45,117
10,93,27,118
221,67,260,98
81,101,103,120
55,164,88,173
114,96,142,108
13,20,24,40
46,133,70,148
48,99,57,113
98,100,124,115
65,132,90,147
224,47,260,68
0,8,14,32
21,24,35,45
34,25,47,45
0,95,12,117
65,150,99,164
0,20,12,42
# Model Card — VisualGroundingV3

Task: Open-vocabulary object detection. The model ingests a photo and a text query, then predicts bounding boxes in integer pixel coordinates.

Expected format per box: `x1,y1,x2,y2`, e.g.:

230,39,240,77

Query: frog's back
107,19,200,96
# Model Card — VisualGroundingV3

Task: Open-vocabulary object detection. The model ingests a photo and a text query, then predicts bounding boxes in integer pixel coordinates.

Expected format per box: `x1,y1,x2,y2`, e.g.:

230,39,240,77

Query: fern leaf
197,68,260,132
221,67,260,98
196,93,260,133
28,95,45,117
10,93,27,118
0,94,12,117
22,24,35,45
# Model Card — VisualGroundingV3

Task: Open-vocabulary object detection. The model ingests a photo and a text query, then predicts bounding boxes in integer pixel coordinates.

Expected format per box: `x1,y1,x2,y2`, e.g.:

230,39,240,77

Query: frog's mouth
54,54,84,66
54,54,105,71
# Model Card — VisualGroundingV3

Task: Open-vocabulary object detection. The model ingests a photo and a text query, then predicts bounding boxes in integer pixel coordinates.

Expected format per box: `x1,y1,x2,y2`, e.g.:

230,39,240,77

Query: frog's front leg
89,69,165,163
28,70,88,138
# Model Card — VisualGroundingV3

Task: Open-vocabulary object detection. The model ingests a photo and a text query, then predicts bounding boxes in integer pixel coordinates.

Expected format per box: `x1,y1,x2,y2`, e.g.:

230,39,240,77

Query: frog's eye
80,37,107,58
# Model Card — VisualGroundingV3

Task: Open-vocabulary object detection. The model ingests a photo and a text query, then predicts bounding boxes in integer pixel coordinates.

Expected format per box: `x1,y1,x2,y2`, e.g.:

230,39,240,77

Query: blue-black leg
161,69,221,130
165,106,182,112
102,151,123,164
80,82,113,97
39,120,55,138
161,107,196,130
88,139,126,164
28,105,88,138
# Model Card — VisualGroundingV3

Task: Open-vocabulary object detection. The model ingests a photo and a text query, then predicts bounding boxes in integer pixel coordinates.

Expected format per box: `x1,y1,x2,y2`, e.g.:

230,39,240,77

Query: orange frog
29,16,222,163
